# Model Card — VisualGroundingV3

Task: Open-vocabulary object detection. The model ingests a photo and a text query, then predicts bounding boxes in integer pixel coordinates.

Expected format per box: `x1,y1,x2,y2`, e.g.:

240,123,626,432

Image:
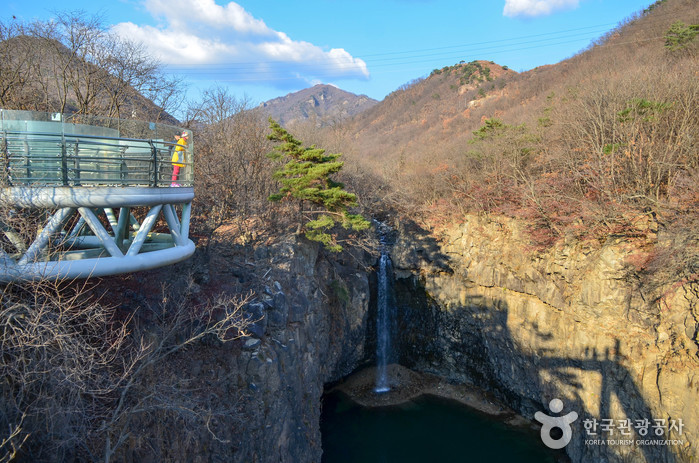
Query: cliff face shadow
394,220,452,274
393,285,684,463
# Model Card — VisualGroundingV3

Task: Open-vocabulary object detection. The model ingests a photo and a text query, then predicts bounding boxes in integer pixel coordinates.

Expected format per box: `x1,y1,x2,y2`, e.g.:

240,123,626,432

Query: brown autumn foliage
0,1,695,460
335,0,698,269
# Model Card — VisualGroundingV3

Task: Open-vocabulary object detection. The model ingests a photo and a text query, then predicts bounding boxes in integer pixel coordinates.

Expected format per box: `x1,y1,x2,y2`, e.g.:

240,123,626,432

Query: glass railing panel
0,109,193,187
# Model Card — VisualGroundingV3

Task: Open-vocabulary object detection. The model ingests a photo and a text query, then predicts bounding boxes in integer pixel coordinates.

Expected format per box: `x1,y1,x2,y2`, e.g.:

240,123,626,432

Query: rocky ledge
330,363,530,428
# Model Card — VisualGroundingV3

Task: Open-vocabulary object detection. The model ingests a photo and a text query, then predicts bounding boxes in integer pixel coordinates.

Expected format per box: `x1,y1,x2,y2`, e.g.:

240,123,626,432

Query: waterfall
375,250,393,393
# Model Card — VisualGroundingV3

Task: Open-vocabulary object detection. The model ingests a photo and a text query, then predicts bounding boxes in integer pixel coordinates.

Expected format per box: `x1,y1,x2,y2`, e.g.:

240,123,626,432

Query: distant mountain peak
261,85,378,127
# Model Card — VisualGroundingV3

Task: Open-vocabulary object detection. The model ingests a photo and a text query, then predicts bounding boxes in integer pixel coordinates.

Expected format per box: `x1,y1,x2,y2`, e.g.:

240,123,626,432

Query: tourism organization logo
535,398,578,449
535,398,686,450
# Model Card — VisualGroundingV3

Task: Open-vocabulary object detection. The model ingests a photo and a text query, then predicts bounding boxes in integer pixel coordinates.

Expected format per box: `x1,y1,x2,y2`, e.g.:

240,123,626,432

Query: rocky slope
391,215,698,463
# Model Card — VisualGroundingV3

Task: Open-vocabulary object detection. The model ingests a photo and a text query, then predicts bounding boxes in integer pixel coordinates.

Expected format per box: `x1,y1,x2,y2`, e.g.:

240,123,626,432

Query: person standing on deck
171,131,188,187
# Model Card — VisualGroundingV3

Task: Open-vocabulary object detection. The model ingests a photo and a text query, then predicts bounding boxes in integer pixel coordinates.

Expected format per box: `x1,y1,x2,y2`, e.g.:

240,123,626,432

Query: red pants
171,165,181,182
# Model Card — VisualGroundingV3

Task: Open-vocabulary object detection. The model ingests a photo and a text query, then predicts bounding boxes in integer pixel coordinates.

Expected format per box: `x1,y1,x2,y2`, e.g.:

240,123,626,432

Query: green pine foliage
266,119,370,252
664,21,699,53
471,118,505,140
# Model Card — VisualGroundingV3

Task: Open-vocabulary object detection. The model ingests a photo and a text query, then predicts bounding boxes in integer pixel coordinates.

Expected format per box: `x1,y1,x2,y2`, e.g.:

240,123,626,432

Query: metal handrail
0,128,193,188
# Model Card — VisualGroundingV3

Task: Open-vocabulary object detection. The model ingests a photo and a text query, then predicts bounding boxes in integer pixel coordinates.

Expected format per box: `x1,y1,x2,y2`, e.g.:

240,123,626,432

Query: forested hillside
334,0,697,278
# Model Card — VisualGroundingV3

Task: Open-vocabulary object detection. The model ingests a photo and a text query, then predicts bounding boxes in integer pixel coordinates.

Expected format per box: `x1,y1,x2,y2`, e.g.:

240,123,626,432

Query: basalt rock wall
391,215,698,463
116,237,372,463
227,239,372,462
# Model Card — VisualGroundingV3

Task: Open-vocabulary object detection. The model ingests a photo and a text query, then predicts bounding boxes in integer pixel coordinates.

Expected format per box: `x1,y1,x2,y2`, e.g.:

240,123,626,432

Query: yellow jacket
172,137,187,167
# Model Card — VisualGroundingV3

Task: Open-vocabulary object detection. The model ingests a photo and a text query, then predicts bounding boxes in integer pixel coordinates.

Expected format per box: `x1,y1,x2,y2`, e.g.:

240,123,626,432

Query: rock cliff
391,215,698,463
111,214,696,462
227,238,371,462
116,236,372,463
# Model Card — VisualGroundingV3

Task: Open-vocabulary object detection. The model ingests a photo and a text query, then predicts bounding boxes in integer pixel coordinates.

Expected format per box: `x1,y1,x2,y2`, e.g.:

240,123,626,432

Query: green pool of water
321,390,562,463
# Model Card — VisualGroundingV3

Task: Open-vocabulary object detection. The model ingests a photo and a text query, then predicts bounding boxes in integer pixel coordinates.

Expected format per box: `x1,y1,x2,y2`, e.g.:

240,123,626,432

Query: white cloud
503,0,580,17
111,0,369,87
143,0,271,35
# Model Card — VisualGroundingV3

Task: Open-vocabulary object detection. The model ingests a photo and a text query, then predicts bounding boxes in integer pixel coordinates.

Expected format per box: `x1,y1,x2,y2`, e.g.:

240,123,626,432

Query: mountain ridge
260,84,378,127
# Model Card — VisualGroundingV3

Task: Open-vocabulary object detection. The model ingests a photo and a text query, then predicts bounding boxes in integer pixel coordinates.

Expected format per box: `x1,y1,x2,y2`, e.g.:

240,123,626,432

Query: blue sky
7,0,656,105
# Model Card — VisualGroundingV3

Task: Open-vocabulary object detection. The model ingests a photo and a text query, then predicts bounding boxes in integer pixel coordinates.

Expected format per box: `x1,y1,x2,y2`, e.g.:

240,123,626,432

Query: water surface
321,390,561,463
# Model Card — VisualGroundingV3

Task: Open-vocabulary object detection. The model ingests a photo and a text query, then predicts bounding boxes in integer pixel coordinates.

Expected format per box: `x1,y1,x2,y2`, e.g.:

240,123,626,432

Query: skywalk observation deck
0,109,195,282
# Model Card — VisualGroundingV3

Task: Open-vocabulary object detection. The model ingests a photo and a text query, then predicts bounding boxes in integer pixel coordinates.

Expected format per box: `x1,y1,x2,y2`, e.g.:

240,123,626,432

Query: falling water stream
374,250,392,393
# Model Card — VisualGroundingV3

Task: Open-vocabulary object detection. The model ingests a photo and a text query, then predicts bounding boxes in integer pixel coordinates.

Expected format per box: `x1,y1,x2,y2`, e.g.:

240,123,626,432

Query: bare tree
97,281,253,463
97,35,186,121
0,11,184,120
187,87,277,245
0,21,36,109
0,275,253,462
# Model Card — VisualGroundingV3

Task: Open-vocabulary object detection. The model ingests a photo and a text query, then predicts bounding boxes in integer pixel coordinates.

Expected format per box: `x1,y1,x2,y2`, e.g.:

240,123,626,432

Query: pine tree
266,118,370,252
664,21,699,53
